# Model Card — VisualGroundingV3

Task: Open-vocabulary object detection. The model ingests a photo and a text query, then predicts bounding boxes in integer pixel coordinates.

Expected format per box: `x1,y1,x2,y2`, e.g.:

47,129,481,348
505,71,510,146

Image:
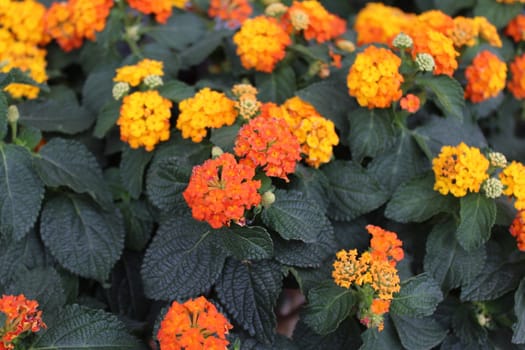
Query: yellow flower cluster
432,142,490,197
117,90,172,151
347,45,403,108
176,88,237,142
500,161,525,210
113,59,164,87
0,0,48,99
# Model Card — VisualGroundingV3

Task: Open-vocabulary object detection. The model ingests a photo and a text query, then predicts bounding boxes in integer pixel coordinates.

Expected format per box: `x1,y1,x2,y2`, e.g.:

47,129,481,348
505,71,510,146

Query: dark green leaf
385,173,457,223
302,281,355,335
424,220,486,291
158,79,195,102
0,68,46,90
294,319,363,350
93,100,120,138
210,124,241,153
348,108,395,161
456,194,496,251
0,144,44,240
360,318,403,350
290,164,330,212
120,200,154,251
0,92,7,140
323,161,389,221
513,278,525,344
433,0,475,14
216,259,282,344
256,66,296,104
141,215,227,300
34,138,113,208
391,273,443,317
217,226,273,260
40,195,125,281
179,30,229,68
415,75,464,120
146,13,206,50
474,0,523,28
120,147,153,199
31,304,146,349
261,190,330,243
451,304,488,346
146,156,191,212
391,315,448,350
17,125,42,150
82,68,115,114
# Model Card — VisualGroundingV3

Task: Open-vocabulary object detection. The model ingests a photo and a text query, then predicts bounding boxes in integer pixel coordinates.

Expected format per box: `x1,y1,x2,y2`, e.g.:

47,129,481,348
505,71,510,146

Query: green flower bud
415,53,435,72
488,152,507,168
211,146,224,158
144,75,163,89
261,191,276,207
482,178,503,199
112,82,130,100
7,105,19,124
392,32,413,49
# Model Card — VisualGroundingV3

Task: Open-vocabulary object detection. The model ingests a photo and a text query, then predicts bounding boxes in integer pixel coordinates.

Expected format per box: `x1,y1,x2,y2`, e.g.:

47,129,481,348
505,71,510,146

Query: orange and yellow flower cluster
510,210,525,251
0,294,45,350
500,161,525,210
508,54,525,99
157,296,233,350
464,50,507,103
432,142,490,197
506,14,525,43
332,225,403,331
114,59,164,87
208,0,252,29
183,153,261,229
127,0,178,24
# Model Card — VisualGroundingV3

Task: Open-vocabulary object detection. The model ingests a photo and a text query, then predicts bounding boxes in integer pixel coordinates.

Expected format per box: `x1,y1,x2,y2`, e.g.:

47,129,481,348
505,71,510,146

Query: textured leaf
141,215,227,300
179,30,228,68
120,147,153,199
216,259,282,344
348,108,395,161
302,281,355,335
31,304,146,349
360,318,403,350
294,319,363,350
256,66,296,104
290,164,330,212
415,75,464,120
261,190,330,243
451,304,488,346
217,226,273,261
120,200,154,251
424,220,486,291
391,273,443,317
0,68,47,90
392,315,448,350
474,0,523,28
158,79,195,102
34,138,113,208
146,13,206,50
17,125,42,150
0,144,44,240
82,68,115,114
456,194,496,251
323,161,389,221
40,194,125,281
0,92,6,140
385,173,457,223
210,124,241,153
93,100,120,138
513,278,525,344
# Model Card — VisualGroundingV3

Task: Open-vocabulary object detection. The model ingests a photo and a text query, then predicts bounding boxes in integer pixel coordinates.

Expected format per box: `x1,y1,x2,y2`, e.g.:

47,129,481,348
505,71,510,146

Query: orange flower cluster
451,16,501,48
464,50,507,103
475,16,502,47
183,153,261,229
347,45,403,108
208,0,252,29
114,59,164,87
285,1,346,43
117,90,172,151
0,294,45,350
233,16,291,73
432,142,490,197
176,88,237,143
127,0,174,24
417,10,454,36
234,114,301,181
409,28,458,76
510,210,525,251
500,161,525,210
496,0,525,3
400,94,420,113
508,54,525,99
44,0,113,52
506,15,525,42
332,225,403,331
0,0,48,99
157,296,233,350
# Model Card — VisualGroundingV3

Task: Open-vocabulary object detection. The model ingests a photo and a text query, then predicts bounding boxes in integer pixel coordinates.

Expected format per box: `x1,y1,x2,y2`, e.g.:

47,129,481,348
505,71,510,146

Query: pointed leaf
512,278,525,344
179,30,229,68
93,100,120,138
217,226,273,261
146,13,206,50
391,273,443,317
392,315,448,350
159,79,195,102
360,318,403,350
255,66,296,104
456,193,496,251
120,147,153,199
0,230,46,285
348,108,395,161
415,75,464,120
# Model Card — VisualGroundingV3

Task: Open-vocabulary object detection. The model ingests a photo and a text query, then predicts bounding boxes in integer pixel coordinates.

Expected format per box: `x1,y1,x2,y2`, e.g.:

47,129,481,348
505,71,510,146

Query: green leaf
294,319,362,350
146,13,206,50
120,147,153,199
93,100,120,138
31,304,146,349
40,194,125,281
360,318,403,350
290,164,330,212
451,304,488,346
415,75,465,120
255,66,296,104
391,315,448,350
0,144,44,240
141,215,227,300
17,125,42,150
18,86,94,134
210,124,241,153
348,108,395,161
120,200,154,251
391,273,443,318
82,68,115,114
158,79,195,102
456,193,496,251
433,0,475,15
34,138,113,209
179,30,229,68
261,190,330,243
215,259,282,344
0,92,7,140
302,281,355,335
474,0,523,29
323,161,389,221
385,173,457,223
424,220,486,291
0,68,47,90
217,226,273,261
512,278,525,344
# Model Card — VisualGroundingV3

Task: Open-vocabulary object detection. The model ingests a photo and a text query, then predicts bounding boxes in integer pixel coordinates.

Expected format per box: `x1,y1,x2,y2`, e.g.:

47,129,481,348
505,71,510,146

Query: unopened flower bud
290,9,309,31
265,3,288,17
488,152,507,168
112,82,130,100
232,83,258,98
415,53,435,72
125,24,140,42
335,39,355,53
261,191,276,207
392,32,413,49
211,146,224,158
144,75,163,89
482,178,503,199
7,105,19,124
236,94,260,119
